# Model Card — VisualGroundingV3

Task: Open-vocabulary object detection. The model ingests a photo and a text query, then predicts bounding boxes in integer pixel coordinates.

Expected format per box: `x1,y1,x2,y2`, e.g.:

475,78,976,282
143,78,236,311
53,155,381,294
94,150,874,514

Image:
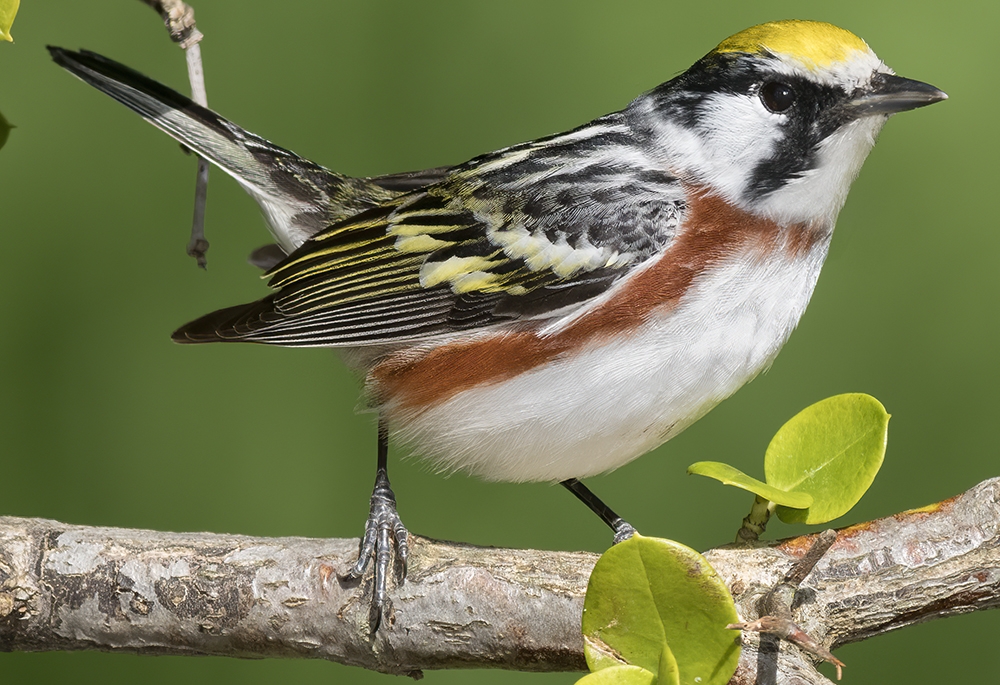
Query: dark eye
760,81,796,113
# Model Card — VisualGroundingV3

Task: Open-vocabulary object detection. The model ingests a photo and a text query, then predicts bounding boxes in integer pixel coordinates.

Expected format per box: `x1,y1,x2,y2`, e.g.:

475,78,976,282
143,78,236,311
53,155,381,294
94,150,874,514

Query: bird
50,19,946,631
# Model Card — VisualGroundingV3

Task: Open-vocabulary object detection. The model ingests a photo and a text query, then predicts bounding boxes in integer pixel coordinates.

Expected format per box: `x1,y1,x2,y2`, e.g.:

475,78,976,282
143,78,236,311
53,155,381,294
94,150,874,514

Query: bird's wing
174,116,686,346
247,166,455,270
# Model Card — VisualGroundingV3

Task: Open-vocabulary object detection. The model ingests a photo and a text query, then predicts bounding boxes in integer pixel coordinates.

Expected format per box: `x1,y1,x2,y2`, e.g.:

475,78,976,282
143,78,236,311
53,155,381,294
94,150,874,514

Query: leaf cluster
577,394,890,684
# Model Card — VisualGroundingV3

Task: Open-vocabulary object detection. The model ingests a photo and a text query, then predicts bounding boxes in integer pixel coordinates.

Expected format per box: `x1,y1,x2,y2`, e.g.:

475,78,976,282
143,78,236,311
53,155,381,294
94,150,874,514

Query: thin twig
139,0,210,268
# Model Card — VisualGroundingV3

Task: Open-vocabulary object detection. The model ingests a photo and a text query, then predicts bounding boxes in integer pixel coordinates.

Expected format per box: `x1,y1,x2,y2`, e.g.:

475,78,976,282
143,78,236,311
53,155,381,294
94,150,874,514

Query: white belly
391,242,829,482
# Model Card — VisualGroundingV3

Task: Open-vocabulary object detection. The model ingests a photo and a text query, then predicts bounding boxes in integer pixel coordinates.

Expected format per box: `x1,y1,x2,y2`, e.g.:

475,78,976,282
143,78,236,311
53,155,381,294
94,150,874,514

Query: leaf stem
737,495,774,543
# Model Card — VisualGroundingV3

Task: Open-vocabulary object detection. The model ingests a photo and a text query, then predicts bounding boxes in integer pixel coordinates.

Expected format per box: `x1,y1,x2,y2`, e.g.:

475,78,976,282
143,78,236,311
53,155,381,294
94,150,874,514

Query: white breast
391,238,830,483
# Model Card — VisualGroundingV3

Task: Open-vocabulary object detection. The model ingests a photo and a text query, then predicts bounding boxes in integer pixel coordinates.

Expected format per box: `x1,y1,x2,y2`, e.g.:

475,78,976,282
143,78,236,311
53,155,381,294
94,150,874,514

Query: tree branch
1,479,997,682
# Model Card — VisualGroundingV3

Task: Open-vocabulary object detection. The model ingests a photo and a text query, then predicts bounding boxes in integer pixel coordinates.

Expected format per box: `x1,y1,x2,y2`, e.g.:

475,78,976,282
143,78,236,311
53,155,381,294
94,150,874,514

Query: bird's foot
612,520,637,544
341,472,408,633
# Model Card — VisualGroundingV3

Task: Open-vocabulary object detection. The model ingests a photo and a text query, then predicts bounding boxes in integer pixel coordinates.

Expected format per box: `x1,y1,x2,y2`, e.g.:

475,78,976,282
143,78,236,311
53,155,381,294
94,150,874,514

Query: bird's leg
561,478,636,544
342,418,408,633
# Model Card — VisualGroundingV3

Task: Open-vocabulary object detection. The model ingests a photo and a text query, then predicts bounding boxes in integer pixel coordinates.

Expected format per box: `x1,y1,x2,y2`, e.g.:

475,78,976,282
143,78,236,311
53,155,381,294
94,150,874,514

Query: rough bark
1,478,998,683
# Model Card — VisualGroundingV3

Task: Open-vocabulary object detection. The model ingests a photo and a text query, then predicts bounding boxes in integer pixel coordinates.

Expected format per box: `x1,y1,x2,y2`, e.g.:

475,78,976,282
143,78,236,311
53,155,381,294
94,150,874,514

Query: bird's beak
848,73,948,116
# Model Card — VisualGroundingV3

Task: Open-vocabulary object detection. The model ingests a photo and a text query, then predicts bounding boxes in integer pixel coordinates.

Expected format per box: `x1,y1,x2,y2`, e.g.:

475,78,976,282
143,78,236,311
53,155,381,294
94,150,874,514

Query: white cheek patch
693,92,784,199
649,95,784,208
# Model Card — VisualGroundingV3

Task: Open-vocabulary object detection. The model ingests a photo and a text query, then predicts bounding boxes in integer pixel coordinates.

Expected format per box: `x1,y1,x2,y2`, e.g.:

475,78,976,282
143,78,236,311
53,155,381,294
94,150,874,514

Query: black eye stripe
760,81,796,112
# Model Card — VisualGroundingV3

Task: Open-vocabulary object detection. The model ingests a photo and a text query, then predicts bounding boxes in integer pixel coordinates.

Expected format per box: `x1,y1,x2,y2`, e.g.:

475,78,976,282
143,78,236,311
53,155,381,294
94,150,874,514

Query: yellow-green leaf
688,461,813,509
575,665,655,685
0,111,12,151
0,0,19,42
582,535,740,685
765,393,889,524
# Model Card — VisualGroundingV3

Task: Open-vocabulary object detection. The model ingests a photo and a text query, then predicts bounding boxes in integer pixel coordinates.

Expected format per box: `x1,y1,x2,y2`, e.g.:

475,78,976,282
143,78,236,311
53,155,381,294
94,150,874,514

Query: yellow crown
713,20,869,70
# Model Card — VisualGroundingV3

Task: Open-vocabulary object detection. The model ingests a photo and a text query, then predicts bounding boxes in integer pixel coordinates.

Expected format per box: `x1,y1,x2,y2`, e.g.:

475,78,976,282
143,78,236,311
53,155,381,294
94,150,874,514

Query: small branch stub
140,0,203,48
728,529,844,679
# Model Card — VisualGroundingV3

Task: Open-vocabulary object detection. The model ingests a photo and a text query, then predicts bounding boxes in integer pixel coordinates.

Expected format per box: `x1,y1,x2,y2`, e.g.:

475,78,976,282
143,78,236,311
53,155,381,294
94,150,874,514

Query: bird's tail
48,47,359,250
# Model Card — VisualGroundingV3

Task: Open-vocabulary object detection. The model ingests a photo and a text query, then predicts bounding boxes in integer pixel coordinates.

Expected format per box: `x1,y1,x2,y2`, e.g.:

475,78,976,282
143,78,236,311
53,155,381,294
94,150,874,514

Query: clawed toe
342,461,408,633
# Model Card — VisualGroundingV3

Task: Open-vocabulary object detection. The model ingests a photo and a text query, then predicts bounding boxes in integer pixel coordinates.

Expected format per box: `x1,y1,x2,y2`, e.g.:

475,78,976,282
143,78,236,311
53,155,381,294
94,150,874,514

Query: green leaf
575,665,656,685
0,0,19,42
688,461,813,509
765,393,889,524
658,642,681,685
582,535,740,685
0,111,13,151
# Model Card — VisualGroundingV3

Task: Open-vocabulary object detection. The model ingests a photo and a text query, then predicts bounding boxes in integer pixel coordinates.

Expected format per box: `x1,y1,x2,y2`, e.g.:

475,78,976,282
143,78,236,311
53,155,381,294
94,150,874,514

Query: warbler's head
631,20,946,225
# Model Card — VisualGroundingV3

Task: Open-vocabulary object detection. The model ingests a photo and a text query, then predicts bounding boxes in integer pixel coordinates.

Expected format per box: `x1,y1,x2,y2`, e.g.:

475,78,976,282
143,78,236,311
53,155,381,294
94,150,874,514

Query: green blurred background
1,0,997,682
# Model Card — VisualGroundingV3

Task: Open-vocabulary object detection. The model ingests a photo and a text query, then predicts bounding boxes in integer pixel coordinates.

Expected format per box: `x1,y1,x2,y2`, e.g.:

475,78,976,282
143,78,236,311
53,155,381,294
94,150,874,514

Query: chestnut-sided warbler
51,19,946,630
